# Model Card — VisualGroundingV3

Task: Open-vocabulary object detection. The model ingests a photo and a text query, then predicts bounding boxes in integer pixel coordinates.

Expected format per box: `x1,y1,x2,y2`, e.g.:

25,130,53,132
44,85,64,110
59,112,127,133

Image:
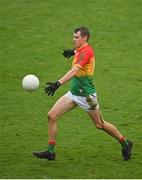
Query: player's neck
77,43,88,51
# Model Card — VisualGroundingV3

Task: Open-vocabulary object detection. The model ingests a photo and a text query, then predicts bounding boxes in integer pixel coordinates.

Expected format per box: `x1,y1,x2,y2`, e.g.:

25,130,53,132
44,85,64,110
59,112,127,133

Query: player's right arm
45,47,91,96
44,66,80,96
58,66,80,85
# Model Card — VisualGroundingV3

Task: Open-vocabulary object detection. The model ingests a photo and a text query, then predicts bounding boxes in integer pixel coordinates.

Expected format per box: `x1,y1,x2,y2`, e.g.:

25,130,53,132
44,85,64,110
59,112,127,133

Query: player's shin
48,120,57,152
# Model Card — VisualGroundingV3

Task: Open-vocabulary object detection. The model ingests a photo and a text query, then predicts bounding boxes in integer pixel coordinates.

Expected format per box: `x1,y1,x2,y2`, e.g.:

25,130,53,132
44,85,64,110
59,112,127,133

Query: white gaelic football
22,74,40,91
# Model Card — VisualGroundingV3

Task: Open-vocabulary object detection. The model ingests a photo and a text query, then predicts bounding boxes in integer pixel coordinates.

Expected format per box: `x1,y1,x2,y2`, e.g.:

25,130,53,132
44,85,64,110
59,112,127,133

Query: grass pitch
0,0,142,178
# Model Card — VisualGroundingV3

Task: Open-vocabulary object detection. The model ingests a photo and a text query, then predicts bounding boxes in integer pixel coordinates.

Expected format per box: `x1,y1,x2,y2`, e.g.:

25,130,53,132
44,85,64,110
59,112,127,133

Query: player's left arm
76,50,91,67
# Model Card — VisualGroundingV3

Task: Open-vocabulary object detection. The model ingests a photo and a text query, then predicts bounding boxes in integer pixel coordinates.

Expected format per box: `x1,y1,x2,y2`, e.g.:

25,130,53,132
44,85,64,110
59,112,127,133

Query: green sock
121,139,129,147
48,142,55,153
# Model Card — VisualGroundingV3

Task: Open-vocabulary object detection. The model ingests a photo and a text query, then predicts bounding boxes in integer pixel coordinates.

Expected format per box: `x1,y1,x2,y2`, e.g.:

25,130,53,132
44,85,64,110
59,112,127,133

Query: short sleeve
76,48,92,68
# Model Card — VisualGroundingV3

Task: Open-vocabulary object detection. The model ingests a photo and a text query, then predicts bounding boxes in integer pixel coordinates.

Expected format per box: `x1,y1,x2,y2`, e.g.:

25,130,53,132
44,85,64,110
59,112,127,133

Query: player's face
73,31,87,49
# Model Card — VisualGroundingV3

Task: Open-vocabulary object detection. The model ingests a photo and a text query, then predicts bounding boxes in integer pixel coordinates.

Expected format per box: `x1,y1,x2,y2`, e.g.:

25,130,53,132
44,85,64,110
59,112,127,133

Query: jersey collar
76,43,88,51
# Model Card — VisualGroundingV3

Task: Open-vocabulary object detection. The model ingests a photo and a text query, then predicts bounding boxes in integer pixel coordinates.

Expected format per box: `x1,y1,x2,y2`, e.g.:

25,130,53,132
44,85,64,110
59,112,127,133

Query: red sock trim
119,136,125,142
48,140,56,145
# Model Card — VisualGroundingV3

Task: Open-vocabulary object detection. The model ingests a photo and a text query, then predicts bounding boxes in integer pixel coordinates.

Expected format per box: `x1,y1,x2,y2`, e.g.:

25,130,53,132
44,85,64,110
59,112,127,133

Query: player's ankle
48,140,56,153
119,136,128,147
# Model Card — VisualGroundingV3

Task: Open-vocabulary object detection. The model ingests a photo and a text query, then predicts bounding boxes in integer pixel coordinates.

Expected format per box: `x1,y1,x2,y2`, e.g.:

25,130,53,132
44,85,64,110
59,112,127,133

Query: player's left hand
44,81,61,96
63,49,75,58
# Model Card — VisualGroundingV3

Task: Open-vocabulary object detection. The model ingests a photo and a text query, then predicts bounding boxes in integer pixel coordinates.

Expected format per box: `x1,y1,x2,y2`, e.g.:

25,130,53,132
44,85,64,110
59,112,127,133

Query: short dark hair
74,26,90,41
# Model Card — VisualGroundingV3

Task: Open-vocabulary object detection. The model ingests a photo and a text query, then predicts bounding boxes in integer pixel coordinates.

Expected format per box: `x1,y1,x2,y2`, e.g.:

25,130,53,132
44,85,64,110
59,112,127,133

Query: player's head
74,27,90,41
73,27,90,49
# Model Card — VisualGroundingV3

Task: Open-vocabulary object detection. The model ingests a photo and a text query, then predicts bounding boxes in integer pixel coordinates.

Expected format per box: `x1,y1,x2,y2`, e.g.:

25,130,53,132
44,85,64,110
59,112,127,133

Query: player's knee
47,111,57,121
95,122,104,130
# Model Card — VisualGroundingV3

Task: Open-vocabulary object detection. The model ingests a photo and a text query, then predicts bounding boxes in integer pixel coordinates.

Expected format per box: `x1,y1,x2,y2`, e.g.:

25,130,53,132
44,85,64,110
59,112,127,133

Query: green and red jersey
70,43,96,96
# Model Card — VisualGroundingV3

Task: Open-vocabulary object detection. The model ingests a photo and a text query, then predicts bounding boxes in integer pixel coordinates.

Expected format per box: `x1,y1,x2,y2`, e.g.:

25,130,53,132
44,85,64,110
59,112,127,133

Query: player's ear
83,35,88,42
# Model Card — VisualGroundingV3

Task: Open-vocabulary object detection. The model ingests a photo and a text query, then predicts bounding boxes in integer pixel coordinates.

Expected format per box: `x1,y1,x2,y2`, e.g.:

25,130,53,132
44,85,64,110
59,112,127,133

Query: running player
33,27,133,161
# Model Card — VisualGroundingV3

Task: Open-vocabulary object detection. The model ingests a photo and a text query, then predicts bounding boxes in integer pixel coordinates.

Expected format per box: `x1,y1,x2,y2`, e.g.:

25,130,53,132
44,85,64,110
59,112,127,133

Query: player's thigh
49,94,76,118
87,107,104,124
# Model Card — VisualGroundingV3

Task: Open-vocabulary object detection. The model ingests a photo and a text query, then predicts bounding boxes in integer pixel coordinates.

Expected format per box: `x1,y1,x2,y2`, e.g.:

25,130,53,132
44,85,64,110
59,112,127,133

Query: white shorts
65,91,99,111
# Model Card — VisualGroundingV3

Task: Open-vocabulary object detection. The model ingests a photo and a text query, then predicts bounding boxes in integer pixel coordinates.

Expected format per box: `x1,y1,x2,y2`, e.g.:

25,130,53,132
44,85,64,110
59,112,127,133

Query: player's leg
47,94,76,142
88,108,123,140
33,94,76,160
87,108,133,160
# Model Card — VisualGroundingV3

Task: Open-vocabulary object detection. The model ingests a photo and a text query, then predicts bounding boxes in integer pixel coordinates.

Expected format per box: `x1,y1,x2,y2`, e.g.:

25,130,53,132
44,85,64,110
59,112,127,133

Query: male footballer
33,27,133,161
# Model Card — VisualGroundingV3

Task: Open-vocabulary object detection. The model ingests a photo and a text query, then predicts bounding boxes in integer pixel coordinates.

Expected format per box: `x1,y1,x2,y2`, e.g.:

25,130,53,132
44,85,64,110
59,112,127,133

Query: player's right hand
63,49,75,58
44,81,61,96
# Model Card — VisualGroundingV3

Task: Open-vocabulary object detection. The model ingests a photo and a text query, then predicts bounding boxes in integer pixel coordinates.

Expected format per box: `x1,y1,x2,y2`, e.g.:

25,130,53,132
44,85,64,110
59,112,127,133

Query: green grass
0,0,142,178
